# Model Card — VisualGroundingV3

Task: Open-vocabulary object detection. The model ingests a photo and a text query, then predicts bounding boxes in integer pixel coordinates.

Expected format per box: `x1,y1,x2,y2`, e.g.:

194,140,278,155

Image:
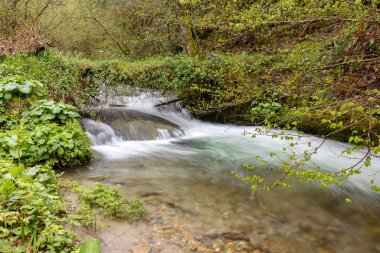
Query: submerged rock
132,245,152,253
221,231,250,241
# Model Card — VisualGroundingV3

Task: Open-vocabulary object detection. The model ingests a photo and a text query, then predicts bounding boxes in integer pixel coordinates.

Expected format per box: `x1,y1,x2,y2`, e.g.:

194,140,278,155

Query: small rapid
68,91,380,253
82,92,379,193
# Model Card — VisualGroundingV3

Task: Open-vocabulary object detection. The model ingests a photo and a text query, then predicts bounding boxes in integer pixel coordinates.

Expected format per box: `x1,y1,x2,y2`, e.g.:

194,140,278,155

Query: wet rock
204,229,219,239
89,175,106,182
234,241,249,251
149,247,160,253
132,245,152,253
221,232,250,241
188,239,198,251
140,192,162,198
212,243,220,249
163,201,197,215
97,107,184,140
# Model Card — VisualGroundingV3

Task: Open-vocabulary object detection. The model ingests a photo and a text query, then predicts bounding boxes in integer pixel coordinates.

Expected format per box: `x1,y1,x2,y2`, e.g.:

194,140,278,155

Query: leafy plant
79,238,101,253
72,183,147,225
0,77,93,251
26,100,81,124
0,76,44,105
251,100,283,124
0,122,91,167
0,161,77,253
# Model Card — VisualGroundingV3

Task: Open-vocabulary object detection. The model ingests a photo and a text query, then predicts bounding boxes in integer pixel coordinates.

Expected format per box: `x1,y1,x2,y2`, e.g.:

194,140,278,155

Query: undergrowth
0,76,145,252
70,183,147,229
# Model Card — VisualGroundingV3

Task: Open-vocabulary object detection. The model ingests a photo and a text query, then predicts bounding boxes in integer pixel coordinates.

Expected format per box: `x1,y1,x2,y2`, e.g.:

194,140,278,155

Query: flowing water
64,92,380,253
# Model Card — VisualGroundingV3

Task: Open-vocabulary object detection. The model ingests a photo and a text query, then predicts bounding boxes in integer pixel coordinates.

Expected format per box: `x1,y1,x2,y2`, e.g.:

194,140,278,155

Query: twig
266,17,380,25
155,97,185,107
317,57,380,70
92,16,129,57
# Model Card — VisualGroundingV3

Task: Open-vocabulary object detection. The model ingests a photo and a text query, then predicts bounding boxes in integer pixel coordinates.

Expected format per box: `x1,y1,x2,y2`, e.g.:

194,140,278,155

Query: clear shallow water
65,92,380,253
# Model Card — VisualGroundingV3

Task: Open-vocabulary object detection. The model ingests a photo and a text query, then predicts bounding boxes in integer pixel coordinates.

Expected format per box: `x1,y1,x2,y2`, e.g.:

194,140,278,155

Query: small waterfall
91,107,185,141
72,90,380,253
82,91,380,194
81,119,122,145
157,128,184,139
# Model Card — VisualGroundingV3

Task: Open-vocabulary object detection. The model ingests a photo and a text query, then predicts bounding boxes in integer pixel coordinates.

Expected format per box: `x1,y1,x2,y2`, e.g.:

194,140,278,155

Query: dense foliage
0,161,77,252
0,76,145,252
0,0,378,237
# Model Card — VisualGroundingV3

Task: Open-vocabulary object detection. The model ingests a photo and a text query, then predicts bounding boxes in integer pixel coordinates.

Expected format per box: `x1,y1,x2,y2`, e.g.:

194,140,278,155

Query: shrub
26,100,81,125
0,161,76,253
0,76,44,105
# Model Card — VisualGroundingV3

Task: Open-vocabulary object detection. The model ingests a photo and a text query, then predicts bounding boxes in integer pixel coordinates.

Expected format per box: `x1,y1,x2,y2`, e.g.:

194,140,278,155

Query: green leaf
42,114,55,120
9,165,23,177
57,147,65,156
79,239,101,253
3,82,18,91
4,93,12,100
364,156,371,167
0,179,16,197
9,149,21,159
18,85,31,94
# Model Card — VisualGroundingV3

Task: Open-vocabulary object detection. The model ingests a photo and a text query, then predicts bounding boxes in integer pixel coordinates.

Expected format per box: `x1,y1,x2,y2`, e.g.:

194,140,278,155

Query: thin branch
266,17,380,25
316,57,380,70
35,1,50,21
155,97,185,107
91,16,129,57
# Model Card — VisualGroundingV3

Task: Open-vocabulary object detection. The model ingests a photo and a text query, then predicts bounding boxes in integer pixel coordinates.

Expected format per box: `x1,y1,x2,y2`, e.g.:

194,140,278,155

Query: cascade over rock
83,107,184,143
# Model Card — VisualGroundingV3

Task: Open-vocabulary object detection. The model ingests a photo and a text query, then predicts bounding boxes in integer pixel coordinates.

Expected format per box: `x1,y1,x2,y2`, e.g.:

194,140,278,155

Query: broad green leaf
79,239,101,253
18,84,31,94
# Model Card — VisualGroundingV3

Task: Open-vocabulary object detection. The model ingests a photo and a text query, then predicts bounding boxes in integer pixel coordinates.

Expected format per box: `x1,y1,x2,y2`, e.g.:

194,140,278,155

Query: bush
251,100,283,124
0,161,77,253
26,100,81,125
0,76,44,105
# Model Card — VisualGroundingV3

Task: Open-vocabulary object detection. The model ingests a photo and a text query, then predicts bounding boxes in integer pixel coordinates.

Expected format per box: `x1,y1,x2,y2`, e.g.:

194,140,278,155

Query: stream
64,92,380,253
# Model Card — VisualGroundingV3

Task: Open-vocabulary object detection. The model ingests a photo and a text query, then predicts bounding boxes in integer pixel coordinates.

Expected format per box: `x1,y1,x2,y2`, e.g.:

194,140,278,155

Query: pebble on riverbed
132,245,152,253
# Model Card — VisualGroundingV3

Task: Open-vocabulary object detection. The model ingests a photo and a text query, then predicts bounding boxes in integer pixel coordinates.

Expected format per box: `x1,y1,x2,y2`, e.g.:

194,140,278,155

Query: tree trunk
175,2,199,56
9,0,18,29
2,0,19,36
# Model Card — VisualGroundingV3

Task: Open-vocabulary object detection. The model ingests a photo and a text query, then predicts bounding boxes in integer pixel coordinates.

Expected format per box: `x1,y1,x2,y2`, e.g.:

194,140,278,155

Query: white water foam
83,91,380,193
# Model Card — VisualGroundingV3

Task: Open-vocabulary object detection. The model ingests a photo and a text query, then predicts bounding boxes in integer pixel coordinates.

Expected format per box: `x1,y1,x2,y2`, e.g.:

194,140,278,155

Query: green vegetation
0,76,145,252
71,183,146,228
0,0,379,249
0,162,77,252
79,239,101,253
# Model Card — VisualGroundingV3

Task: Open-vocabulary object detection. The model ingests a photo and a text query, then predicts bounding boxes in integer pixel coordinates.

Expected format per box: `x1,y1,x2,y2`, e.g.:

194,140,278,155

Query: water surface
65,92,380,253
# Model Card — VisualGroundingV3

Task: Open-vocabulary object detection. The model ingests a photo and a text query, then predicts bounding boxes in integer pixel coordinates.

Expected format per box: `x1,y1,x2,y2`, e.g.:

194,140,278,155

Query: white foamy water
83,92,380,192
70,91,380,253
